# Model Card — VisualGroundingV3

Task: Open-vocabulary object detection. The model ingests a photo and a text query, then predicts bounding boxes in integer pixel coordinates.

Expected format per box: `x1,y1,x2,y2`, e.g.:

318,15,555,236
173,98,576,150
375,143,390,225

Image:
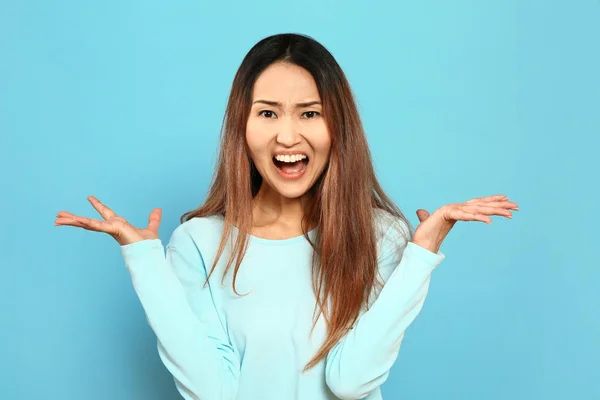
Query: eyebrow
252,100,322,108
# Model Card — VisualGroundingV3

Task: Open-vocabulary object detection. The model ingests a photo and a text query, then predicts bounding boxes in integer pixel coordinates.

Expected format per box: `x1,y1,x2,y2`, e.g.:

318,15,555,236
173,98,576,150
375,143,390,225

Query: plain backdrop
1,0,598,399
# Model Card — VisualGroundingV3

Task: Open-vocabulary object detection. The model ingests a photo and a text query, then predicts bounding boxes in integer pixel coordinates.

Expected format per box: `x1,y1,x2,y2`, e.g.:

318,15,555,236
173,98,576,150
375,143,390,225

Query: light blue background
2,0,598,399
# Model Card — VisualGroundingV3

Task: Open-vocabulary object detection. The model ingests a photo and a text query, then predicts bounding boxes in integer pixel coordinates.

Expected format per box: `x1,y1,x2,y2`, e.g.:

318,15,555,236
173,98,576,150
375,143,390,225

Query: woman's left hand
412,194,519,254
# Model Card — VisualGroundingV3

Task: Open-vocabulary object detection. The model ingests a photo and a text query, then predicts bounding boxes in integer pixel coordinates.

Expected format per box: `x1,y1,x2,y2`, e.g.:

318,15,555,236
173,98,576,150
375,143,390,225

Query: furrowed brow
296,101,321,108
252,100,281,106
252,100,321,108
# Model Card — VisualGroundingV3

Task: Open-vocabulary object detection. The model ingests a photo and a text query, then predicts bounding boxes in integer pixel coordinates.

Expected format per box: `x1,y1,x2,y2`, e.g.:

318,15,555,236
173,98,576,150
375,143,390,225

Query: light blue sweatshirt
120,211,445,400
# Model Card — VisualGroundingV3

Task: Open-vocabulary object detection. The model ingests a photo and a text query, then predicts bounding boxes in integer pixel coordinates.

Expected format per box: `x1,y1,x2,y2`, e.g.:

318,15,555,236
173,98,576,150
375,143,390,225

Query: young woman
55,33,518,400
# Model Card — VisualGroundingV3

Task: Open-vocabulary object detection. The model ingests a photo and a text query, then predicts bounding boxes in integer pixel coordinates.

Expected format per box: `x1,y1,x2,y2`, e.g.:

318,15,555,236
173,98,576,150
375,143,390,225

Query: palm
55,196,162,246
413,194,519,253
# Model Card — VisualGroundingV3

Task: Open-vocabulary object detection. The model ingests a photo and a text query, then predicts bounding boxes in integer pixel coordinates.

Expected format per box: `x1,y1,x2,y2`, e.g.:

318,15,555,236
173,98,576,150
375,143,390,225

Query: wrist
411,237,441,254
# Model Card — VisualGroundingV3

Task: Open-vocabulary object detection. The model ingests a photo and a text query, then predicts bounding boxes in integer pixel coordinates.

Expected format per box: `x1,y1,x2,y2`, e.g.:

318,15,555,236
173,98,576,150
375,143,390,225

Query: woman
55,33,518,400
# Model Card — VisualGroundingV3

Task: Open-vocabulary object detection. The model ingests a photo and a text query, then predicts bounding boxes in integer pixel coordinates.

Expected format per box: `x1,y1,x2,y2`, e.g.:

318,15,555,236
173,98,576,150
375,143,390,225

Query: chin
271,181,312,200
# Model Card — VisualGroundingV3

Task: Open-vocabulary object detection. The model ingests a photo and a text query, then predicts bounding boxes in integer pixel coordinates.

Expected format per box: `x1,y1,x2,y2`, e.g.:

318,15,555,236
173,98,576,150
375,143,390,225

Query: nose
276,120,301,147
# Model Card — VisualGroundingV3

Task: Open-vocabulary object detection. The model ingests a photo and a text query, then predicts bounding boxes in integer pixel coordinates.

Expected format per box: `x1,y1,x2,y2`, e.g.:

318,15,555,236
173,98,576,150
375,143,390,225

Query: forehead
252,62,320,101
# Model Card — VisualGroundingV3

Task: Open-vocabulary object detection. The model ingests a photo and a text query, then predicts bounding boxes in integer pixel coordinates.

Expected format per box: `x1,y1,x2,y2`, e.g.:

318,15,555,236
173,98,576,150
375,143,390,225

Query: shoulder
373,208,412,249
373,208,413,281
168,214,226,251
163,215,228,276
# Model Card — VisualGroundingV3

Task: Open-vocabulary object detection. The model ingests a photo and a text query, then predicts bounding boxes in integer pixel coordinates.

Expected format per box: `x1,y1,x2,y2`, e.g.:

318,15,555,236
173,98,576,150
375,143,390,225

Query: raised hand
412,194,519,253
55,196,162,246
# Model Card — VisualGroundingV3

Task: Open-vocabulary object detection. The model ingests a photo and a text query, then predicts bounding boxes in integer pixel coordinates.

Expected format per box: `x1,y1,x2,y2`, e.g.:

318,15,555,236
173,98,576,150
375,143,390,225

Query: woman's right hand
55,196,162,246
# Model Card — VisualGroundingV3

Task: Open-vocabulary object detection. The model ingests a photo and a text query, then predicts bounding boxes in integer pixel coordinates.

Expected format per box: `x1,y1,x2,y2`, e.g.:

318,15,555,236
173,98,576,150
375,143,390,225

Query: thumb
147,208,162,233
416,209,430,223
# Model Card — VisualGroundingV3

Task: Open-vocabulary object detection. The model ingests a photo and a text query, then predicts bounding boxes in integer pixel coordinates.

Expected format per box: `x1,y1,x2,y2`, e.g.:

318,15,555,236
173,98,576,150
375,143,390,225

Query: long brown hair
181,33,412,372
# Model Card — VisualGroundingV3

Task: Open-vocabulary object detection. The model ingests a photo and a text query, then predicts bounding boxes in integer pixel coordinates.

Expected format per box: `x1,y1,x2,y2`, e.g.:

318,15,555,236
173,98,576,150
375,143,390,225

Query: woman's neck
250,185,313,239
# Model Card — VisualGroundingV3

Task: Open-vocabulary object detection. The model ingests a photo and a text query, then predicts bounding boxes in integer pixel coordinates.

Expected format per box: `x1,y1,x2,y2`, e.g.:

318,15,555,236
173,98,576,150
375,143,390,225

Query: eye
258,110,277,119
302,111,320,119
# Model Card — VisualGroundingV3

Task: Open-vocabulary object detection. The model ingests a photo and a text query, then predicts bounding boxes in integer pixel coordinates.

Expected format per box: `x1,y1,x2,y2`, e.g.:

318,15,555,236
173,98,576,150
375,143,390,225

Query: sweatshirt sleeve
120,225,240,400
325,218,445,400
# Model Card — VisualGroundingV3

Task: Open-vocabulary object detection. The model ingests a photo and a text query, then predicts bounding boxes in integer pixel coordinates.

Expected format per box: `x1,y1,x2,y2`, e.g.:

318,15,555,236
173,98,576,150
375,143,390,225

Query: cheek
245,120,268,157
312,127,332,158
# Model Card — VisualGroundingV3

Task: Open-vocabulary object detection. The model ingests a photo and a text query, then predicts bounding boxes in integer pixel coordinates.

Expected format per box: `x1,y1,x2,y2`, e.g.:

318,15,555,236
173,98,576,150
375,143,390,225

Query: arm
325,220,444,400
120,225,240,400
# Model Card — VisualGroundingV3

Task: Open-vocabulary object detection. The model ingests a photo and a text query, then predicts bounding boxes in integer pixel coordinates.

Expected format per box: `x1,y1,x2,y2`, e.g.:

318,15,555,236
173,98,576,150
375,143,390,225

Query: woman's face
246,62,331,200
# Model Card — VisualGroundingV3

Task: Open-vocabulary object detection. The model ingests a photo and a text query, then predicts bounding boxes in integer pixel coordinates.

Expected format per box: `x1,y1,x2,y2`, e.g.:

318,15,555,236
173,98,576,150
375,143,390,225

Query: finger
56,211,77,218
55,217,87,228
87,196,117,220
57,215,116,234
147,208,162,233
470,200,519,210
416,209,430,222
448,209,493,224
465,194,508,204
462,204,513,218
56,211,110,226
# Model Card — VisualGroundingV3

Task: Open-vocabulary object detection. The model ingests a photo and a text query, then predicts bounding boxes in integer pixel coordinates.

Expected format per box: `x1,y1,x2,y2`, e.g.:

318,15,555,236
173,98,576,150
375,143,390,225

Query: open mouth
272,154,309,178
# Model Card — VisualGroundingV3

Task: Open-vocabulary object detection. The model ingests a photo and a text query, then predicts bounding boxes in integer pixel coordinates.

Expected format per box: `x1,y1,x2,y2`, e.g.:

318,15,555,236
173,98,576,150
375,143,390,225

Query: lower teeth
274,159,307,174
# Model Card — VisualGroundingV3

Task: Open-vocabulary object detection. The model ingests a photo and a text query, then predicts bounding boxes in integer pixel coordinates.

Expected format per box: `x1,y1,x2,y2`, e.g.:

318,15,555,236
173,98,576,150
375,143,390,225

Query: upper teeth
275,154,307,163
